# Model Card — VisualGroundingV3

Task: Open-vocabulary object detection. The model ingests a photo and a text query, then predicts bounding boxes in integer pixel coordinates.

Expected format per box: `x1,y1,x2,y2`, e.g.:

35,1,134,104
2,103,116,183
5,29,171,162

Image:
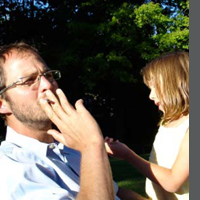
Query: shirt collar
5,126,80,157
5,126,51,156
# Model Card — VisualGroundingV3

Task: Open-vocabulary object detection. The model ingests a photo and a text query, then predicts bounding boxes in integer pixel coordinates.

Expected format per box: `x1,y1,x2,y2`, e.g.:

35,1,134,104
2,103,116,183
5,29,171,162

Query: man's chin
7,100,52,129
26,119,52,130
15,114,52,130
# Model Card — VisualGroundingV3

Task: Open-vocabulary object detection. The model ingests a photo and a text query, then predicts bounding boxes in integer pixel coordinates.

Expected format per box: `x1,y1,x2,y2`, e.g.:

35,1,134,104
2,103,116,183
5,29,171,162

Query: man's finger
56,89,75,115
39,98,63,126
47,129,67,145
45,90,67,119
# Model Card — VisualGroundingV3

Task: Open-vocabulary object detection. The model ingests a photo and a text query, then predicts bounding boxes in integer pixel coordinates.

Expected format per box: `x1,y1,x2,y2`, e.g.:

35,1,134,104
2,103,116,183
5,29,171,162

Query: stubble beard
6,97,52,130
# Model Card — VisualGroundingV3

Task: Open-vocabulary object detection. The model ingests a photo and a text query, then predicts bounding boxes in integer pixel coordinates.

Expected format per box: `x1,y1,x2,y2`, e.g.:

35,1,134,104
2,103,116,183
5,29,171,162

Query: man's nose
39,75,54,92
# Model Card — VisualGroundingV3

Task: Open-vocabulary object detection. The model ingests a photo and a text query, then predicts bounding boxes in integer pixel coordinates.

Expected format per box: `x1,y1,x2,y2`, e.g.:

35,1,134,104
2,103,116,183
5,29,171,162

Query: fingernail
56,89,61,94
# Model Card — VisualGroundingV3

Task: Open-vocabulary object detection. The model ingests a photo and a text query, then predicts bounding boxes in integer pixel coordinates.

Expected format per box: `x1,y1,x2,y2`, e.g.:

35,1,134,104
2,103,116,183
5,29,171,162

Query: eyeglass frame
0,70,61,96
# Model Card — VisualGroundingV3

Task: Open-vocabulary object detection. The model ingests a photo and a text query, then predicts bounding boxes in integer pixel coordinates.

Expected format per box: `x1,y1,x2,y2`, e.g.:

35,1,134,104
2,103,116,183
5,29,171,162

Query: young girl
105,51,189,200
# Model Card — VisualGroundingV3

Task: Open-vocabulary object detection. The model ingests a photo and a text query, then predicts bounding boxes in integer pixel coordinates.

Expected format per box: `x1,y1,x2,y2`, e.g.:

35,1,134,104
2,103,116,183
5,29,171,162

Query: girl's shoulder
158,115,189,136
165,114,189,129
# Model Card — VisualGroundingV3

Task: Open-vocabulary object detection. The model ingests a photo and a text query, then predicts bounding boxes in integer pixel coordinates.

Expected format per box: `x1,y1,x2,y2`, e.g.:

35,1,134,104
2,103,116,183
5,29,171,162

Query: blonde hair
142,51,189,125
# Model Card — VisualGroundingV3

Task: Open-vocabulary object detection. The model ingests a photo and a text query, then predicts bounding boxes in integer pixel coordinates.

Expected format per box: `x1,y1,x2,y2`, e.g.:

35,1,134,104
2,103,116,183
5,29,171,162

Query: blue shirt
0,127,120,200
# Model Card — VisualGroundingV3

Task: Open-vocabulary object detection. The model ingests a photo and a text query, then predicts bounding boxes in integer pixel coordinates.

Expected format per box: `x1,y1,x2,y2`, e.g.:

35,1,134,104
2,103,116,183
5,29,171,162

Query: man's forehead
3,51,48,79
4,49,40,62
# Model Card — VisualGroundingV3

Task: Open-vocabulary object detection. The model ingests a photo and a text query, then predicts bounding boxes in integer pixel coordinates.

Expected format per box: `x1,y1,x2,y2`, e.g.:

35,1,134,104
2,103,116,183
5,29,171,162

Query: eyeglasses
0,70,61,95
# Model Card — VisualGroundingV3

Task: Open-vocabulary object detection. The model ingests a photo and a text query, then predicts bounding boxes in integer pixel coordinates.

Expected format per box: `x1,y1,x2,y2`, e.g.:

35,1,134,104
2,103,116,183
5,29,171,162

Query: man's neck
7,120,54,143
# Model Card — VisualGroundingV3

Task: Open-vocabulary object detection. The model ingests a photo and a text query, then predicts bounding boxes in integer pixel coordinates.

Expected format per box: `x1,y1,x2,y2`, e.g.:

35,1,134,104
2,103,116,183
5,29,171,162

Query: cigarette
46,99,55,104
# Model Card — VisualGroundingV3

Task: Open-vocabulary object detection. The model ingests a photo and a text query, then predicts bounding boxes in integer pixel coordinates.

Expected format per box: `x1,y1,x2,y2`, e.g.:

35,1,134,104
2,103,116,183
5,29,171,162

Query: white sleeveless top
145,118,189,200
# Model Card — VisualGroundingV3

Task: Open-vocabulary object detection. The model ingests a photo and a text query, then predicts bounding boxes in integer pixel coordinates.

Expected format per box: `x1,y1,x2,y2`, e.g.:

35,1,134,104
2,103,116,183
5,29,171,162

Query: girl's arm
105,129,189,193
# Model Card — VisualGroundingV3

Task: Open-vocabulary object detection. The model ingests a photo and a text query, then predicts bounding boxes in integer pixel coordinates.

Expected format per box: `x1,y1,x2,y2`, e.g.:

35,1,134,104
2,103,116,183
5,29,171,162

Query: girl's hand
104,137,131,160
40,89,104,153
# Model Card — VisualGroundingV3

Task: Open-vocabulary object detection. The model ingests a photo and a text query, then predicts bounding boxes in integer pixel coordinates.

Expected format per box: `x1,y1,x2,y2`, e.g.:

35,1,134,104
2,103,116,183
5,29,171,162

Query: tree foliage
0,0,189,150
134,1,189,60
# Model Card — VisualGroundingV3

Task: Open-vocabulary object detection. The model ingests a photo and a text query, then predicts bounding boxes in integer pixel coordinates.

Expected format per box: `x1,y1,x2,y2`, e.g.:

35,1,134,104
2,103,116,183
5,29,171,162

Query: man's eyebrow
19,69,49,79
18,72,38,79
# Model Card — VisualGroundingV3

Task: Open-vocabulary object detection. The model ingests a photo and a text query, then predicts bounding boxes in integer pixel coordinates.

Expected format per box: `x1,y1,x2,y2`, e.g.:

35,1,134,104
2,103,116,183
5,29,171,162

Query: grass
109,154,149,197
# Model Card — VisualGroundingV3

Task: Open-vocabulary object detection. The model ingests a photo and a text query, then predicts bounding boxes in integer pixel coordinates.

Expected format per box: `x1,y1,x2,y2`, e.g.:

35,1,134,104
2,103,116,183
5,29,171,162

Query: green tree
0,0,189,151
134,1,189,60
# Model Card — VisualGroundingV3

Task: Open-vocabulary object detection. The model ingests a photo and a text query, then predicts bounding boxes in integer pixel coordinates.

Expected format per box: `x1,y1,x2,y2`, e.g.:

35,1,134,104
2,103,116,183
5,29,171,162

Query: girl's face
149,82,164,112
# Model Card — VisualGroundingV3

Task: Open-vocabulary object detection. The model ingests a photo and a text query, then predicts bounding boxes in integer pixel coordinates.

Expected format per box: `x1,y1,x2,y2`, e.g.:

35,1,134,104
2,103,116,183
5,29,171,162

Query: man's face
2,51,59,129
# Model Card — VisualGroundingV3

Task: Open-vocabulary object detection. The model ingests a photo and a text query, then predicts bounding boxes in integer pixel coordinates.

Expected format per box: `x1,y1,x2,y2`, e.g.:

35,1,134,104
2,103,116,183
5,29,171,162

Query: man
0,42,144,200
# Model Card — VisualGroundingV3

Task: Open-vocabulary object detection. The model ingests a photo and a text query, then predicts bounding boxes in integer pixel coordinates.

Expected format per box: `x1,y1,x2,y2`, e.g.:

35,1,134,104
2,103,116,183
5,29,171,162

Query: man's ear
0,99,11,114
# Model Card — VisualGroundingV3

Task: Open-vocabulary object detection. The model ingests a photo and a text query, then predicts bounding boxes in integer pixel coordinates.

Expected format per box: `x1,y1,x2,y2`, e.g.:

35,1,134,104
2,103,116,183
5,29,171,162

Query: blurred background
0,0,189,153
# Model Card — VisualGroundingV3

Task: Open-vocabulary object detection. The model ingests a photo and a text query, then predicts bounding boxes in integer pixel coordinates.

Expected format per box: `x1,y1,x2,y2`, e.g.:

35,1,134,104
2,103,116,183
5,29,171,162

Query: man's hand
40,88,115,200
40,88,103,152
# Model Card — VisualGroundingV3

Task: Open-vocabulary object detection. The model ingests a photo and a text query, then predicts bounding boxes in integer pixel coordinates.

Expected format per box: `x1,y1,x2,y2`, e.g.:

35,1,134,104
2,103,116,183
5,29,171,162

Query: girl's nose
149,88,156,101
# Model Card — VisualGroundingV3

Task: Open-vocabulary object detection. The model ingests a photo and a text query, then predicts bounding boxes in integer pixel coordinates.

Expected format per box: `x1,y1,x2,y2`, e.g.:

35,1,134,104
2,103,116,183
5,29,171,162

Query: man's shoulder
0,141,15,157
0,141,20,169
0,141,31,163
